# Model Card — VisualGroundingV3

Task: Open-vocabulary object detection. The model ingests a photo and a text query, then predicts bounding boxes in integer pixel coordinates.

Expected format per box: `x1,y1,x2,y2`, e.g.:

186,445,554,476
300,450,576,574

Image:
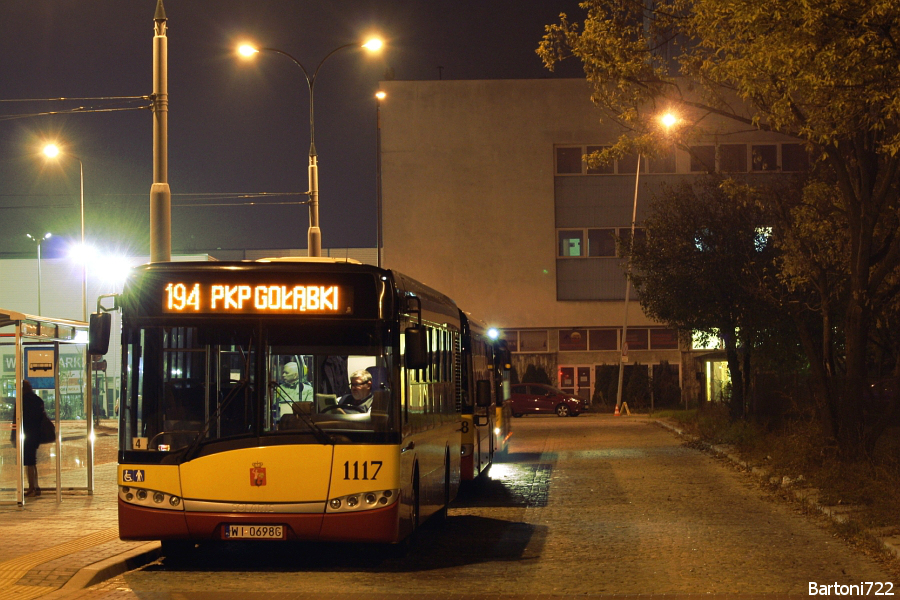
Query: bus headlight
119,486,183,511
326,489,399,513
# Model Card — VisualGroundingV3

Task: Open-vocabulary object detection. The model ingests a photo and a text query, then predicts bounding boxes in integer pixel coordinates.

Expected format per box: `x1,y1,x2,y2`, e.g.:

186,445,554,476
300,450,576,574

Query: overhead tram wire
171,192,309,207
0,192,308,209
0,96,153,121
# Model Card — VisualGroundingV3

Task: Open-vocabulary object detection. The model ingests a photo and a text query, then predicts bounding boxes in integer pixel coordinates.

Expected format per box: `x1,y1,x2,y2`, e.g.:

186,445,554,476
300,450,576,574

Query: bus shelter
0,309,95,505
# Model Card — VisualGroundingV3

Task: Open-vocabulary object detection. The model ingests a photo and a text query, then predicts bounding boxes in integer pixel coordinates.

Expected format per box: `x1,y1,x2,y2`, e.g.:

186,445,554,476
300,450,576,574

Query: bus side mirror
404,326,428,370
88,313,111,356
476,379,492,407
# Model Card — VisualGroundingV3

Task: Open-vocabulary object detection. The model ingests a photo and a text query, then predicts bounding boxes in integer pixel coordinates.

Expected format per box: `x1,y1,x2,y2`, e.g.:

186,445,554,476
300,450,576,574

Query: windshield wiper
181,378,249,462
270,382,333,444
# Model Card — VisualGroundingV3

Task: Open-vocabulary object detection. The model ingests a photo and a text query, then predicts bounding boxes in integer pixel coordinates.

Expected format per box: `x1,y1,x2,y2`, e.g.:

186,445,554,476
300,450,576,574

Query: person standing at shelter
18,380,46,497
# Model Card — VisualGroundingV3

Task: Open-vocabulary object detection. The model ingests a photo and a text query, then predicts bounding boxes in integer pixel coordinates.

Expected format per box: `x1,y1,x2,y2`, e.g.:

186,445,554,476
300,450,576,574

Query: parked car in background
508,383,584,417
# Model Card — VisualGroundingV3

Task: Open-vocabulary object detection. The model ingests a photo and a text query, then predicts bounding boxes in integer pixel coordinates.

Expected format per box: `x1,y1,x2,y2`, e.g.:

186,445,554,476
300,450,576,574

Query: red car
508,383,584,417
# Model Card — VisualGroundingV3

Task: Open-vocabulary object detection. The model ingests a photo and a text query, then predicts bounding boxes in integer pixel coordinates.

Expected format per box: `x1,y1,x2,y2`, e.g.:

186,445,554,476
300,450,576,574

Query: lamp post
615,113,679,414
25,233,52,315
43,144,87,322
375,90,386,268
238,38,384,257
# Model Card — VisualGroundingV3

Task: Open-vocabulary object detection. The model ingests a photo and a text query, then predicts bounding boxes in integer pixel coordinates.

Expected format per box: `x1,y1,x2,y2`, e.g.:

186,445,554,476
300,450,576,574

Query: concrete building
378,78,805,406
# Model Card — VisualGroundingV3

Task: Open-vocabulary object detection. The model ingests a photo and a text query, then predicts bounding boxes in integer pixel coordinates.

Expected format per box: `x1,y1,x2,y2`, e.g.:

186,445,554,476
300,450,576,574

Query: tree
625,362,651,409
538,0,900,457
627,176,774,419
652,362,682,409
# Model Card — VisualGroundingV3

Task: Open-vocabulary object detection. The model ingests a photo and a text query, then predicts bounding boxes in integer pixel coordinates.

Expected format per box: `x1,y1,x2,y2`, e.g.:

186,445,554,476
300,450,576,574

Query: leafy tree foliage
538,0,900,457
628,176,774,418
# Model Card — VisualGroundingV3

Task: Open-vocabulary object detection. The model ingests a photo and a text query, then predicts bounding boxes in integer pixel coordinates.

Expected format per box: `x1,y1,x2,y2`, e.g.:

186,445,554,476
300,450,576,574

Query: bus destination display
163,282,351,314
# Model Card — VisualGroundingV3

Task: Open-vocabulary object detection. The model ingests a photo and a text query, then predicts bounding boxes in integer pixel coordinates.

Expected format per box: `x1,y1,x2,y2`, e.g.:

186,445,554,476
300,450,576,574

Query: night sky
0,1,583,259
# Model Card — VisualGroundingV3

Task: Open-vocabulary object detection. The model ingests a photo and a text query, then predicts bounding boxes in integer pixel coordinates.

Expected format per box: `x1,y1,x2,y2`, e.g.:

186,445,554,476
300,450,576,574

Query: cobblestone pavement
65,414,896,599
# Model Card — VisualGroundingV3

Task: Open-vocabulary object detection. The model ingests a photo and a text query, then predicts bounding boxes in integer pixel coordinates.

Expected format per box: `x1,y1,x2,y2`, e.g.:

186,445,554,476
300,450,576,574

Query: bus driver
335,370,374,413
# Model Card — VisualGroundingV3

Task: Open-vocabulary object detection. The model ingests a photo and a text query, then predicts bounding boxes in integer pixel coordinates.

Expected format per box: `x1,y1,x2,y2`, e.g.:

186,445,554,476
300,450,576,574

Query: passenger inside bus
276,361,312,416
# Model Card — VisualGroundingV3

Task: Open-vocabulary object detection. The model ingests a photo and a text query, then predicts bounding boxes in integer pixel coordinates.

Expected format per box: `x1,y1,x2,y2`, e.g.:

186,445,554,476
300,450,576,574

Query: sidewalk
654,418,900,562
0,430,160,600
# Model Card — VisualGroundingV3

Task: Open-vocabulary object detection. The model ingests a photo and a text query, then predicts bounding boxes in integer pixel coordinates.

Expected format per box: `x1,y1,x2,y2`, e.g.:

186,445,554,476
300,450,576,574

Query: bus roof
254,257,363,265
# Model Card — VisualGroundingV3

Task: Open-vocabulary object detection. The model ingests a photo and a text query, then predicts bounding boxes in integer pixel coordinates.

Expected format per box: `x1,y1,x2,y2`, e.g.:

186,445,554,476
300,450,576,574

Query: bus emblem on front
250,462,266,487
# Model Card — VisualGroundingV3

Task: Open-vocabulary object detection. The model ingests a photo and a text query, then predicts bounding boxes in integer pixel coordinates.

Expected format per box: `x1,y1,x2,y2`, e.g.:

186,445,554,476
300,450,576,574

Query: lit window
558,230,584,257
754,227,772,252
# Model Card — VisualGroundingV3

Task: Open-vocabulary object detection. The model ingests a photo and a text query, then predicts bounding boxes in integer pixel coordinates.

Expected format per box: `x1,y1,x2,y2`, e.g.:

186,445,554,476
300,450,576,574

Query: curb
653,419,900,561
45,542,161,597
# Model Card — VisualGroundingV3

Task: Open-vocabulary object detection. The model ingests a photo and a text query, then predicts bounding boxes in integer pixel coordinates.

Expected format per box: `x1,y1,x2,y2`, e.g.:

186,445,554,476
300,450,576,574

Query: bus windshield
120,322,396,455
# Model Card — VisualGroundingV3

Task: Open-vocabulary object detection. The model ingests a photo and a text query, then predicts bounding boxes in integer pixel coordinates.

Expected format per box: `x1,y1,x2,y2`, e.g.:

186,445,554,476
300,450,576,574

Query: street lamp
238,37,384,257
42,144,87,322
25,233,52,315
375,90,386,267
615,112,679,413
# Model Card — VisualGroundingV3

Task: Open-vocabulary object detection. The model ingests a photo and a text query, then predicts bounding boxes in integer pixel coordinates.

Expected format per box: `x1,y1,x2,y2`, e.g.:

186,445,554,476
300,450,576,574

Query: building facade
378,78,804,407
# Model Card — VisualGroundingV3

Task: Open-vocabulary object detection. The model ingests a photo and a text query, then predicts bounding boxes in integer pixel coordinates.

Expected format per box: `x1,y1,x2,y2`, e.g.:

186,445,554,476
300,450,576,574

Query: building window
690,146,715,172
650,328,679,349
560,228,644,259
556,147,583,174
649,146,676,174
500,331,518,353
692,331,722,350
519,330,549,353
554,145,659,175
559,329,588,351
719,144,748,172
618,227,646,256
618,152,643,175
781,143,809,172
588,228,617,257
589,329,618,350
625,328,649,350
751,144,778,171
558,230,584,257
586,146,614,174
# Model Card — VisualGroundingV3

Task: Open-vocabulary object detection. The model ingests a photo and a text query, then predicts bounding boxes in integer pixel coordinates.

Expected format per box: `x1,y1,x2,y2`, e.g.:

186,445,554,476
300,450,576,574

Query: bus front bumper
119,497,402,543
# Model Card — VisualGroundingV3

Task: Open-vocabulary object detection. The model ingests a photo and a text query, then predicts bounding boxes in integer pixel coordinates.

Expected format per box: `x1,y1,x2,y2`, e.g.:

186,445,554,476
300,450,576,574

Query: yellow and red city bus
93,259,466,552
459,312,511,481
